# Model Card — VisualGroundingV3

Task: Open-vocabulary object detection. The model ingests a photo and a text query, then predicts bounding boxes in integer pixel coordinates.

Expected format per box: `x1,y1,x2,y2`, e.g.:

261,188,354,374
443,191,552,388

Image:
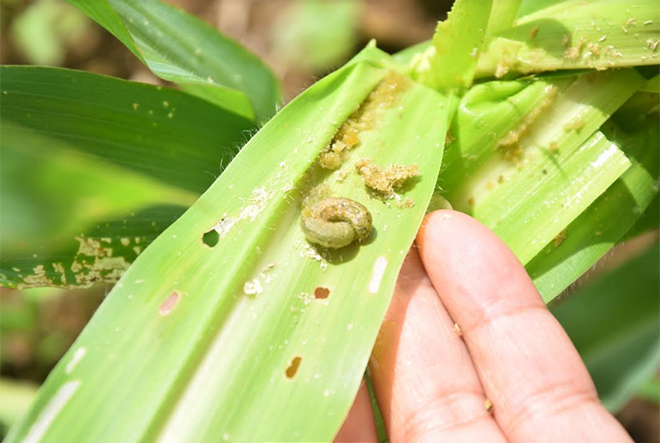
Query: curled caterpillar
301,198,373,249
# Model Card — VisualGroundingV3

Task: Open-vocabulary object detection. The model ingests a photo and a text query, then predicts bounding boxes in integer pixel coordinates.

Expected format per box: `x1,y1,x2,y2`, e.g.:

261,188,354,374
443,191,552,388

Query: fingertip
416,210,461,257
420,209,520,269
418,210,543,328
418,210,488,264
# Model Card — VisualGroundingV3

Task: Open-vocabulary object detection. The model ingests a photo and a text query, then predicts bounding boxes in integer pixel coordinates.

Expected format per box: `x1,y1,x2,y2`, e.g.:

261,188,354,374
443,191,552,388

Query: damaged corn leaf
0,67,254,289
440,69,644,267
6,59,450,443
551,243,660,413
475,131,630,265
63,0,280,121
528,90,659,301
1,126,193,289
477,0,660,78
414,0,493,91
438,75,573,194
441,68,642,199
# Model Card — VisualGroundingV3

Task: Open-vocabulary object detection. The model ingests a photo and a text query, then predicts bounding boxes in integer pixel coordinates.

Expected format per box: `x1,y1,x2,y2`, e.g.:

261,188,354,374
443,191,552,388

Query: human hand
335,210,632,443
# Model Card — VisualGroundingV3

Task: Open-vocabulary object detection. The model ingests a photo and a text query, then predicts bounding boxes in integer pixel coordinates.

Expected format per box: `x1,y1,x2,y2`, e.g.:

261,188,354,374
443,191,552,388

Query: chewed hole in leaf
202,229,220,247
314,287,330,299
159,291,180,316
285,356,302,378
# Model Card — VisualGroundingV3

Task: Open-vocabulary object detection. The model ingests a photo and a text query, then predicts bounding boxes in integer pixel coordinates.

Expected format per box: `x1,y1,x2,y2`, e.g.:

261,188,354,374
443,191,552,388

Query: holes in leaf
285,356,302,378
314,287,330,299
159,291,180,316
202,229,219,247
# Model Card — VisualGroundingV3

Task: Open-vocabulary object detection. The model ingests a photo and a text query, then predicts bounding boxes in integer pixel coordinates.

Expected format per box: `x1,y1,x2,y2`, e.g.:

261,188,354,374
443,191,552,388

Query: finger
370,248,507,443
334,382,378,443
418,210,632,443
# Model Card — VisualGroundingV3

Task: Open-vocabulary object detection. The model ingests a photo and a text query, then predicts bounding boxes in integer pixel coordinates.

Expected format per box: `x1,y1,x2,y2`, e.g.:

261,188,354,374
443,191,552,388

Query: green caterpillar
301,198,373,249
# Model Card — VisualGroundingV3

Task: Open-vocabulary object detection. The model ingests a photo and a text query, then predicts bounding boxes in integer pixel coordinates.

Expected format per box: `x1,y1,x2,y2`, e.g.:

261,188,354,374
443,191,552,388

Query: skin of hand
334,210,633,443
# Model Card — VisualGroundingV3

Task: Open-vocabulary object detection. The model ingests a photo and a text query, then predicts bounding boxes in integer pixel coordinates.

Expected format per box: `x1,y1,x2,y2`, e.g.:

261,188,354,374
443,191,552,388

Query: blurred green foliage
552,243,660,412
272,0,362,71
10,0,91,66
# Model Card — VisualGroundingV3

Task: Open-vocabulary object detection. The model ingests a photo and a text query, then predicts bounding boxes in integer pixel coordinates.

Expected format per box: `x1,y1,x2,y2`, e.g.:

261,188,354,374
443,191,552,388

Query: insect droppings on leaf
318,72,410,169
355,158,419,198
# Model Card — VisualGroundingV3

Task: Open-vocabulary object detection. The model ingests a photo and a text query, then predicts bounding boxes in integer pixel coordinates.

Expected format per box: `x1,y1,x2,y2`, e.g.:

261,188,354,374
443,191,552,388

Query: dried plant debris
355,158,420,198
397,198,415,209
553,229,567,247
318,72,410,169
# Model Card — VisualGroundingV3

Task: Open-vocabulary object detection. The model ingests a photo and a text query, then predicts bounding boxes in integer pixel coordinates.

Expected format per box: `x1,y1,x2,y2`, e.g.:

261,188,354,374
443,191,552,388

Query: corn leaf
613,90,659,239
6,58,450,443
414,0,493,91
517,0,569,18
528,91,659,301
641,74,659,93
392,40,431,65
441,69,643,265
442,69,643,204
484,0,523,41
0,67,254,289
0,67,254,194
551,243,660,412
366,374,388,443
438,76,573,195
63,0,281,122
477,0,660,78
476,131,630,264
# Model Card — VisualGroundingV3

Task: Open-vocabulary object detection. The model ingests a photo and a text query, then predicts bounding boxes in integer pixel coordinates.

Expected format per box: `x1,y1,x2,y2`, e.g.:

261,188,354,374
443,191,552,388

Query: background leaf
0,66,255,289
63,0,281,121
271,0,362,72
551,243,660,412
636,377,660,404
0,379,39,433
10,0,92,66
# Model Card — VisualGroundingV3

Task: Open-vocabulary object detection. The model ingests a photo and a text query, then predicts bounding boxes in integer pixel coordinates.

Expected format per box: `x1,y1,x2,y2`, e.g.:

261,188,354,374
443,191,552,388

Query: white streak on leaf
65,348,87,375
591,144,618,169
369,257,388,294
23,381,81,443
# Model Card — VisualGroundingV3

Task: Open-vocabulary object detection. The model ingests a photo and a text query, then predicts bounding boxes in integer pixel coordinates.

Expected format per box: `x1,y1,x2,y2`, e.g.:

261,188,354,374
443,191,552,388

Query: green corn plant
1,0,658,442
